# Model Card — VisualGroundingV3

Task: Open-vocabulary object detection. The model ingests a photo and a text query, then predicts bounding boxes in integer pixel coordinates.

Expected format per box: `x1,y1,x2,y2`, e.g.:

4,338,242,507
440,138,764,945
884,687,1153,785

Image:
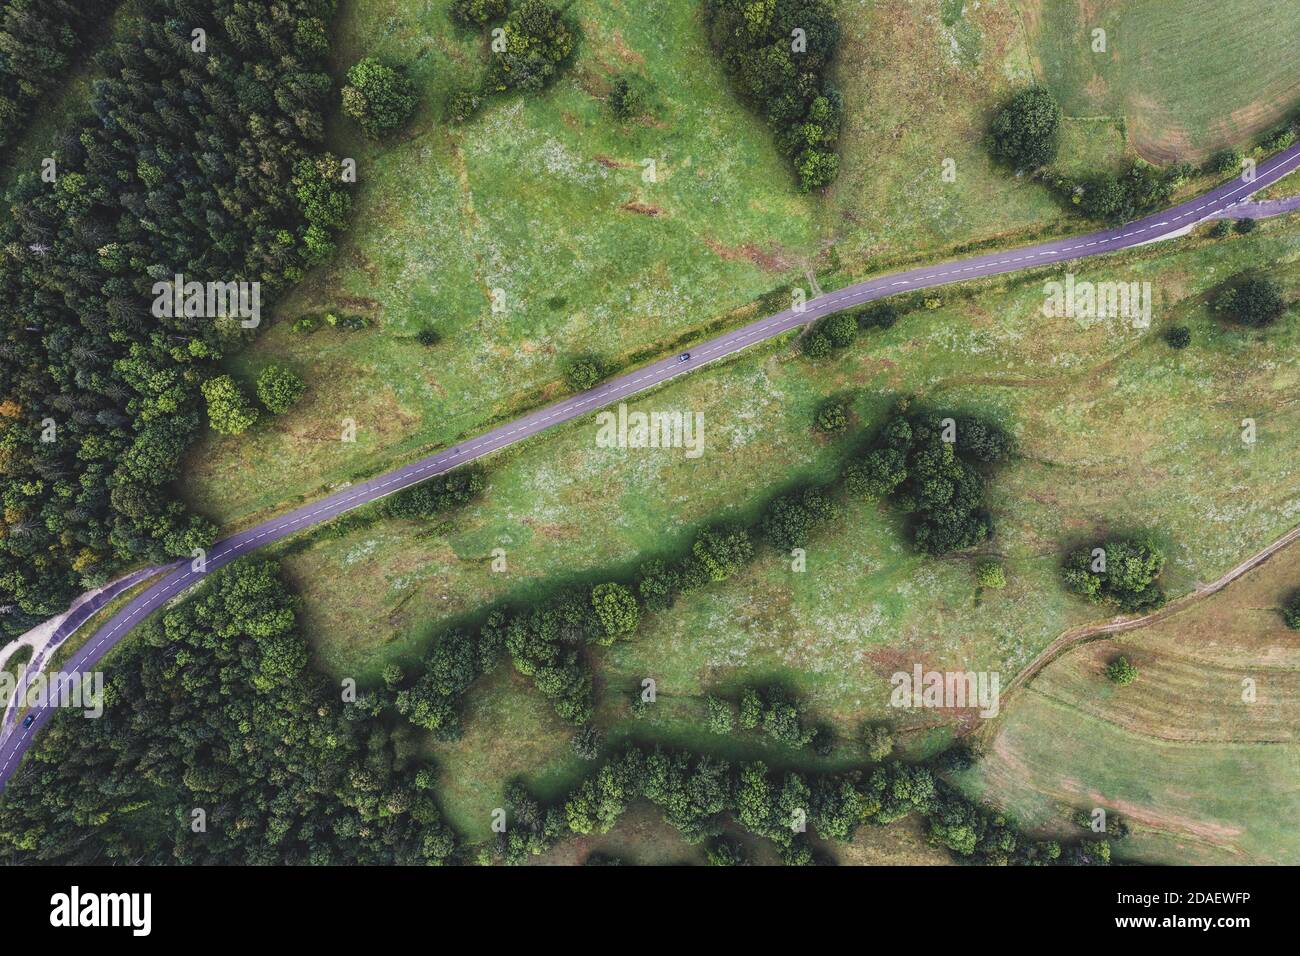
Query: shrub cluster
842,404,1013,555
1063,535,1166,613
802,301,906,360
493,744,1105,866
448,0,577,120
1067,160,1193,222
383,468,486,521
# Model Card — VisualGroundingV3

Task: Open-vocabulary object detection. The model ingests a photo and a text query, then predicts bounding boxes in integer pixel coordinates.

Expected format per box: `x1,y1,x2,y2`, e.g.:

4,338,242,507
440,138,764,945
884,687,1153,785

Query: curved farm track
978,522,1300,743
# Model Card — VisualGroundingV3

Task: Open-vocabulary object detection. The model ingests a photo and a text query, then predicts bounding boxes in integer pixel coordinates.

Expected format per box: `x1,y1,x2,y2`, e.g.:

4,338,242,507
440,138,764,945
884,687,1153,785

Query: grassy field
178,1,1300,534
1022,0,1300,163
954,536,1300,864
180,0,1096,529
261,212,1300,840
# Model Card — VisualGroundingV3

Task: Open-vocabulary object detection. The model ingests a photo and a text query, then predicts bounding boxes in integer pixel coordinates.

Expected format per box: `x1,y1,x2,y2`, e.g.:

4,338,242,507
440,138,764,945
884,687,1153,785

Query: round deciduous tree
564,356,602,390
989,86,1062,169
705,695,733,735
1219,277,1285,327
590,582,639,644
815,400,849,434
822,311,858,348
342,58,418,138
201,375,258,435
255,365,306,414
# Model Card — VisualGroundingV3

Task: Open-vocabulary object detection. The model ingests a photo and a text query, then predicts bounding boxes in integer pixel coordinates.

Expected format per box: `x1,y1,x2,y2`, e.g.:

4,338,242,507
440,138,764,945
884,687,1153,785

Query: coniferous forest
0,0,348,633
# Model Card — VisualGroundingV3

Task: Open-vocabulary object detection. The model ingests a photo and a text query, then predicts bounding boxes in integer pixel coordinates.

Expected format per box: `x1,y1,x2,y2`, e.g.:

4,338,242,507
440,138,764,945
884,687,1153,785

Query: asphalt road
2,142,1298,791
0,565,161,747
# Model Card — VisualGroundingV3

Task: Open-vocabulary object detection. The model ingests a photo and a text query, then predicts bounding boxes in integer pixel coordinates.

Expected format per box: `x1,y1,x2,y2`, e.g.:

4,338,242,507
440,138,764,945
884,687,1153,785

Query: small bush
703,838,747,866
811,723,834,757
608,74,647,120
862,723,894,761
1283,593,1300,631
1164,325,1191,349
1105,656,1138,686
1234,217,1257,235
449,0,508,26
821,311,857,348
857,303,899,330
705,695,733,735
802,331,831,359
416,326,441,347
1207,219,1232,239
563,356,602,391
569,725,604,760
1263,126,1298,151
738,687,761,729
815,400,849,434
448,87,485,123
255,365,306,414
975,560,1006,590
1209,147,1243,177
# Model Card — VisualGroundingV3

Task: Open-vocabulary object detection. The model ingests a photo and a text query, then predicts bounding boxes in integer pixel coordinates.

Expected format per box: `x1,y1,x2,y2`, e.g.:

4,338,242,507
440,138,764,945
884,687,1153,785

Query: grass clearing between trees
262,213,1300,840
179,0,1300,537
180,0,1094,530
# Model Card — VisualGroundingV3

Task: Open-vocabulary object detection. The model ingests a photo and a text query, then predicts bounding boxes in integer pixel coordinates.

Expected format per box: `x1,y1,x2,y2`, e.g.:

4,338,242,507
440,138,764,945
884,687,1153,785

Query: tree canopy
704,0,843,191
341,57,418,138
1063,535,1167,612
0,560,457,864
989,86,1061,170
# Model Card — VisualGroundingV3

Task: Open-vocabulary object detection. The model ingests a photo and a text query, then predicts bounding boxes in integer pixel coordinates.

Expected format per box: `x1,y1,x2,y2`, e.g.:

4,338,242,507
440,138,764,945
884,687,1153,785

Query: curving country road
0,565,161,747
2,142,1299,791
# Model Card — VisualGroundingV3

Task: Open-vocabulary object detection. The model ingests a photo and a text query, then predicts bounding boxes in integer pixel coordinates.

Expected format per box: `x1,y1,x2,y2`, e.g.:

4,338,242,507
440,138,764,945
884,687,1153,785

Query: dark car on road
678,352,691,362
22,714,35,728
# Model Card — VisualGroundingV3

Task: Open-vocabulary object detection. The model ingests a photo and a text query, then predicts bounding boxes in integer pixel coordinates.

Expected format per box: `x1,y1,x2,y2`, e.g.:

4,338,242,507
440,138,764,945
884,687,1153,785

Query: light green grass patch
1025,0,1300,163
183,0,1095,529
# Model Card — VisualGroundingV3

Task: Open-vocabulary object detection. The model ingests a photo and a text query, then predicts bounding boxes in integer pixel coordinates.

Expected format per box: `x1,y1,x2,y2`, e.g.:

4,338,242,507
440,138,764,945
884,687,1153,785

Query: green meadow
264,214,1300,840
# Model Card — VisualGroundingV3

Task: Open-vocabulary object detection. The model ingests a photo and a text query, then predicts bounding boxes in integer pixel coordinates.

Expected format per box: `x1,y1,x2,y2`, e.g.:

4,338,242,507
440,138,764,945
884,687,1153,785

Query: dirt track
978,522,1300,739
